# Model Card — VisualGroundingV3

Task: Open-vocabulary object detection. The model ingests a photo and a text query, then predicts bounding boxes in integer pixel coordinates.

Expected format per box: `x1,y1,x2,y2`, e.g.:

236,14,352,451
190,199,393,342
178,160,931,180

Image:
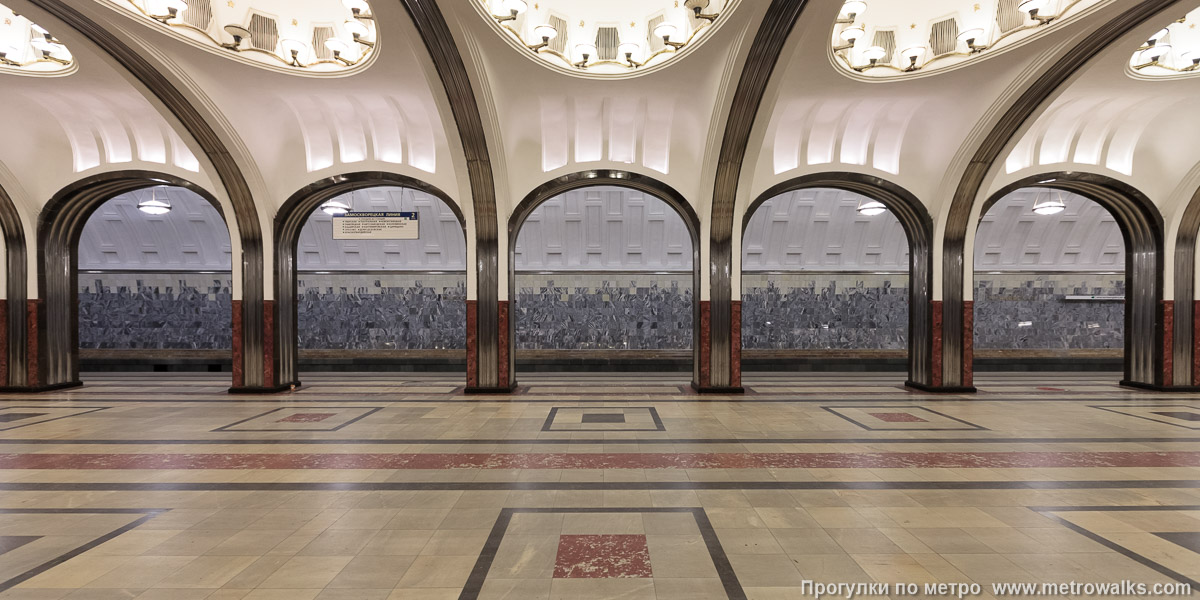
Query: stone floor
0,372,1198,599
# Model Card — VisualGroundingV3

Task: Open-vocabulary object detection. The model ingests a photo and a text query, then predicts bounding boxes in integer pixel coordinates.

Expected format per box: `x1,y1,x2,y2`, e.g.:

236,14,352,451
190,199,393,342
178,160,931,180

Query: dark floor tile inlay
0,414,47,423
276,413,337,423
868,412,927,423
0,537,39,556
1152,412,1200,422
581,414,627,424
1154,532,1200,554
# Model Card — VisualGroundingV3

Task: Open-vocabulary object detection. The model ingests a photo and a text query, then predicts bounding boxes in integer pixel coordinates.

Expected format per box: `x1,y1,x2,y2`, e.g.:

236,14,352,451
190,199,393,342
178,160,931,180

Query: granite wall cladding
974,274,1125,349
741,274,910,350
515,274,694,349
79,273,233,350
297,273,467,350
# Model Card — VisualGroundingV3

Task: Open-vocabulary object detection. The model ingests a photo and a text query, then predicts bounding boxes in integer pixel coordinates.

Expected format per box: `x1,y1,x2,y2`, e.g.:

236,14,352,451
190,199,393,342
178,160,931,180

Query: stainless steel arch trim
708,0,810,390
273,172,467,388
1172,184,1200,386
29,0,268,389
508,171,703,386
399,0,501,389
36,171,233,389
744,173,935,387
978,172,1165,386
0,184,27,389
939,0,1179,388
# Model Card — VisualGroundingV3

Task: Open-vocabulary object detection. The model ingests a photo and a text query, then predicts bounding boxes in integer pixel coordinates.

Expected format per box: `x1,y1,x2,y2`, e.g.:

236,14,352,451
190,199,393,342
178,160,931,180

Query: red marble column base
1194,301,1200,386
905,300,975,393
691,301,743,394
730,300,742,389
0,300,80,392
498,300,510,389
465,300,478,389
1162,300,1174,387
228,300,292,394
696,301,711,389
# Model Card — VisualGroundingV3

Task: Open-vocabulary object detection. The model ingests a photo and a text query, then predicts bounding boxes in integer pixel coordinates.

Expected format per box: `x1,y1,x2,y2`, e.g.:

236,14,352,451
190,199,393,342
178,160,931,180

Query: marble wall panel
515,274,694,349
741,274,910,350
296,273,467,350
973,274,1125,349
79,273,233,349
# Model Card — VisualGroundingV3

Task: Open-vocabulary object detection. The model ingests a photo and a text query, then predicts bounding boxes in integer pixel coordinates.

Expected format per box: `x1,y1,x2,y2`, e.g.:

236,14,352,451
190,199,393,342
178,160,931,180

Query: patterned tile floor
0,372,1198,599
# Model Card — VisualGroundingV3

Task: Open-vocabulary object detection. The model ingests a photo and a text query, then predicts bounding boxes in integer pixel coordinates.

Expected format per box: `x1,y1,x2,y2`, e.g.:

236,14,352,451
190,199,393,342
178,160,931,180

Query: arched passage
275,173,466,388
975,173,1164,388
36,172,238,390
77,188,233,371
742,174,935,389
508,171,701,388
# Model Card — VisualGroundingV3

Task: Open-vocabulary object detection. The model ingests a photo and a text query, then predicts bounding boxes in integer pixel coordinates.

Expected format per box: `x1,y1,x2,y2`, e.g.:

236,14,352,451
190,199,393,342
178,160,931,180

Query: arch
30,0,269,389
979,172,1164,388
35,171,232,390
0,182,27,390
274,172,467,388
707,0,811,391
1173,184,1200,386
508,170,703,388
743,173,936,388
937,0,1177,389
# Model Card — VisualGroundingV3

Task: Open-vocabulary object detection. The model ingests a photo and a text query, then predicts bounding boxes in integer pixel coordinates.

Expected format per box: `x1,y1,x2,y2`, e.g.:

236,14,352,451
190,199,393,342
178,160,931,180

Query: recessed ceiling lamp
857,200,887,216
137,187,172,215
1032,190,1066,216
321,199,351,215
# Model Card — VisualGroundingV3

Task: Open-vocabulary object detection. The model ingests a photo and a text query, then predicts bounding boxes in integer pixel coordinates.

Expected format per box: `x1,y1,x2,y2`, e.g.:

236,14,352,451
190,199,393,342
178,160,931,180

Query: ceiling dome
106,0,377,75
829,0,1105,79
1128,7,1200,78
0,3,74,75
477,0,736,77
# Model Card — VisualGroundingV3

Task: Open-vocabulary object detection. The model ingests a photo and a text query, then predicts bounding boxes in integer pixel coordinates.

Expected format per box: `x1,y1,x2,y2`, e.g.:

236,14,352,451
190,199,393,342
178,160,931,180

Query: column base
0,381,83,393
1119,380,1200,392
904,380,977,393
690,382,745,394
464,382,518,394
229,382,299,394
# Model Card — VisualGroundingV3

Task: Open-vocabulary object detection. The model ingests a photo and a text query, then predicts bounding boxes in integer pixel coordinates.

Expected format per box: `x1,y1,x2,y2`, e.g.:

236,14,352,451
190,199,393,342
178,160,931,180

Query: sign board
333,212,419,240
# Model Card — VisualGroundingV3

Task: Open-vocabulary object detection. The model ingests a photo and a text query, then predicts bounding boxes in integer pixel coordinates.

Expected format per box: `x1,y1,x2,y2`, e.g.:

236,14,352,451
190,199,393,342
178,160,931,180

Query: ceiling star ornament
483,0,734,76
109,0,378,74
832,0,1101,78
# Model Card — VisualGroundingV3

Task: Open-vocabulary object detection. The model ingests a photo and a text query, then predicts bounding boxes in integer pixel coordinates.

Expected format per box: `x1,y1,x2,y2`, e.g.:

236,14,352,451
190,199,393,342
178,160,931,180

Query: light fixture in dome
1146,28,1169,47
655,22,686,50
619,42,643,67
900,45,927,71
222,24,252,50
857,45,887,70
1018,0,1052,22
321,199,351,215
957,28,987,53
528,24,558,51
857,200,887,216
137,188,172,215
344,19,374,47
685,0,719,23
1129,9,1200,75
324,37,355,64
0,8,73,72
279,38,310,67
149,0,187,23
493,0,527,23
837,0,867,23
574,43,596,68
834,25,863,51
1136,43,1171,68
343,0,373,20
1031,191,1066,216
1182,50,1200,70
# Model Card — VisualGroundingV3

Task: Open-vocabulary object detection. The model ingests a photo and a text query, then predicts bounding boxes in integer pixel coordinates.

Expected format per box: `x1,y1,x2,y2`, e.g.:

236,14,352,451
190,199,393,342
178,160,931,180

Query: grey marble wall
741,274,909,350
79,273,233,350
974,274,1124,349
297,273,466,350
515,274,694,349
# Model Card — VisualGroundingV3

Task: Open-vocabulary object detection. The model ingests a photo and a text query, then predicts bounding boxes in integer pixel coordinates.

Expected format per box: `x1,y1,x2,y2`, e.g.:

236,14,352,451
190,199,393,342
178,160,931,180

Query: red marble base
0,299,6,386
698,301,711,388
5,451,1198,470
498,300,510,389
231,299,243,389
962,300,974,387
730,300,742,388
263,300,275,387
1194,301,1200,386
1162,300,1173,386
931,300,943,388
26,299,39,388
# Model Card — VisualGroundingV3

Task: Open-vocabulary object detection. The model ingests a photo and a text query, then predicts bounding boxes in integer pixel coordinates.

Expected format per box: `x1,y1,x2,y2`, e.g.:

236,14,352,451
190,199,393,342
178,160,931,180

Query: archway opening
77,186,233,375
512,185,697,379
973,187,1126,383
741,187,911,384
294,186,467,379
